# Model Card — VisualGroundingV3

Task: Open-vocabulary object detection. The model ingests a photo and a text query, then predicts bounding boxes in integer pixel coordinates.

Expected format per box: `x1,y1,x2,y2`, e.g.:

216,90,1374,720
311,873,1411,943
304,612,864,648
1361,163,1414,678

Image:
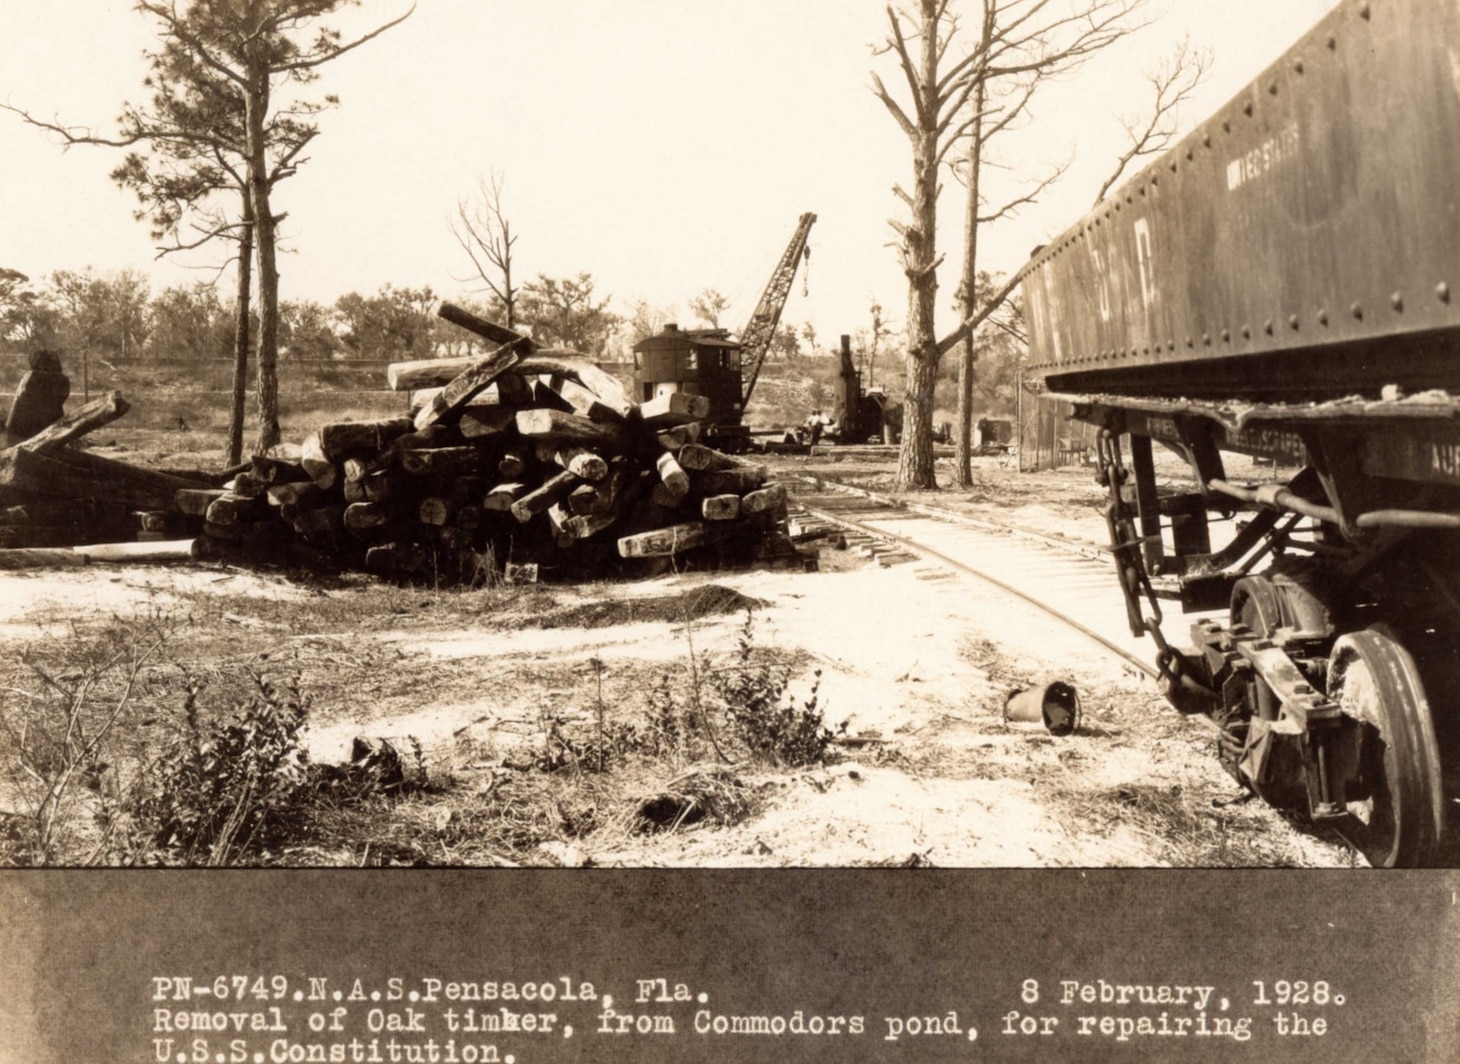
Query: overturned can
1004,682,1081,736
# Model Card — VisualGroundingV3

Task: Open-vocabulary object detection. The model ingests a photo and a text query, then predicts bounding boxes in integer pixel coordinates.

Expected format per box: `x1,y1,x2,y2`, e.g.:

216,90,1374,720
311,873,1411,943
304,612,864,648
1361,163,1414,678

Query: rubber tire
1328,628,1445,868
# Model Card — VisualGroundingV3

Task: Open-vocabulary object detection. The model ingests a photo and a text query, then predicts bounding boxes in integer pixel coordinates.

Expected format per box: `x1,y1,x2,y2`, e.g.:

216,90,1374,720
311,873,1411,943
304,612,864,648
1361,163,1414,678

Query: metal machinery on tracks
633,213,816,452
1019,0,1458,866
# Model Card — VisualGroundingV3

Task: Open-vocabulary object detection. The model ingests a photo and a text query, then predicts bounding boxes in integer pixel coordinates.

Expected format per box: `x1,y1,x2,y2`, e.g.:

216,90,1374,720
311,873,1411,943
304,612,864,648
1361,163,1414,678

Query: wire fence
1017,389,1100,472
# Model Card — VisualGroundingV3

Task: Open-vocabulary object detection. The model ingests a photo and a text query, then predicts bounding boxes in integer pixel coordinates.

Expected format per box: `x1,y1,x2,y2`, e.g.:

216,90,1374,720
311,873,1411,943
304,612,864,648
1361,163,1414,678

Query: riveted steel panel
1021,0,1460,401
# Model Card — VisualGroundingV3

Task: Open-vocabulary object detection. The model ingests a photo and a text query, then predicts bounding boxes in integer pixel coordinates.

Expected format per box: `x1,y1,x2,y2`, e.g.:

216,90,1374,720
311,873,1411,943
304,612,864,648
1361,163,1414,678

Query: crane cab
632,323,746,428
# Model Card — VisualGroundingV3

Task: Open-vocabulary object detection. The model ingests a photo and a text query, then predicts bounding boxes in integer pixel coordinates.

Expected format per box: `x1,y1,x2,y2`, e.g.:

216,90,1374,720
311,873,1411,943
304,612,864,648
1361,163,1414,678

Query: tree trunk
893,0,945,492
244,63,281,455
954,29,991,489
228,192,254,466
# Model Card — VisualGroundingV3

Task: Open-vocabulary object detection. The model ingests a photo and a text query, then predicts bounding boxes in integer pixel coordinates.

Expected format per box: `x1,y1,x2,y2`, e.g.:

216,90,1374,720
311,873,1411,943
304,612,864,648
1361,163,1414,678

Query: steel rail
791,493,1160,682
790,483,1419,863
789,473,1111,563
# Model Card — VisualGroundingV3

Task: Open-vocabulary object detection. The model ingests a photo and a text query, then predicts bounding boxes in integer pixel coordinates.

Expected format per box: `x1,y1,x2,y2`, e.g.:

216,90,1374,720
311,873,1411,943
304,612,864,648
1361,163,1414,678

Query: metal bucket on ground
1005,682,1081,736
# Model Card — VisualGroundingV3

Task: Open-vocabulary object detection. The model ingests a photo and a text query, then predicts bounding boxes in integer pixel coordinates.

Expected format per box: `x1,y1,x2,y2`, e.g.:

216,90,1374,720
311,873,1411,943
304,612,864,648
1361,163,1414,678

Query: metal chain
1095,429,1183,684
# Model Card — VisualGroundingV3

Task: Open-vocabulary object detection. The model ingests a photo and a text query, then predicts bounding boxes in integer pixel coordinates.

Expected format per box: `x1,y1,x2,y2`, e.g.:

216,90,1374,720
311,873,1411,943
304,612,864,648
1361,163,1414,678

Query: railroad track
785,474,1460,867
786,474,1167,681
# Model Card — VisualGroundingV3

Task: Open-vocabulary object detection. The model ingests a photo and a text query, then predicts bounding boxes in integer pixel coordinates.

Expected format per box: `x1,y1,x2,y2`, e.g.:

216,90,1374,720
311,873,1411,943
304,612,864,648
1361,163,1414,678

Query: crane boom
737,212,816,407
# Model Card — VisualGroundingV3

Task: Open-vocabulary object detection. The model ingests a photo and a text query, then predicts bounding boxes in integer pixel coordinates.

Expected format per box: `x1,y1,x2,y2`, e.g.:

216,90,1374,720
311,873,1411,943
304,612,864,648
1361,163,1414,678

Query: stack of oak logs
180,303,804,580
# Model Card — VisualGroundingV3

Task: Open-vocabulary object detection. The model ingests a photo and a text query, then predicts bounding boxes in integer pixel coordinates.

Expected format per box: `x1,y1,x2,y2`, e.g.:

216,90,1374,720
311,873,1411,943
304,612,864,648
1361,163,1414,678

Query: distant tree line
0,267,653,364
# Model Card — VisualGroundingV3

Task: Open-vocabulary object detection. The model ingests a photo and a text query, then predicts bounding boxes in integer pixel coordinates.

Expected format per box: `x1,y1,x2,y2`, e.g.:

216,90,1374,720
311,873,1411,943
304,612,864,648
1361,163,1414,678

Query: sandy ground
0,540,1353,866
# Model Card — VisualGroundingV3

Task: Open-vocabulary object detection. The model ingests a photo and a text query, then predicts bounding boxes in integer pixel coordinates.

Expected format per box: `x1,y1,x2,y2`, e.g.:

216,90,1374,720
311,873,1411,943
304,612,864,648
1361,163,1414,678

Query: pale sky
1,0,1340,347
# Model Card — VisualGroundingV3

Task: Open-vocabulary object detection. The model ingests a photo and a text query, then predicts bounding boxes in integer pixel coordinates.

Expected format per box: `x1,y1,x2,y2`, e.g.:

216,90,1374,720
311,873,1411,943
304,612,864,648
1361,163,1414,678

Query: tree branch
278,4,417,74
1091,35,1211,204
936,271,1024,357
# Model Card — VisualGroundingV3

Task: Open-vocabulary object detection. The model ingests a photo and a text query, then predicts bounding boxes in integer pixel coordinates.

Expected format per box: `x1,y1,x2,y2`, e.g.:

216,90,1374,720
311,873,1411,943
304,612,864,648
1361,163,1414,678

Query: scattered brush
1041,780,1311,867
0,605,182,865
632,766,757,833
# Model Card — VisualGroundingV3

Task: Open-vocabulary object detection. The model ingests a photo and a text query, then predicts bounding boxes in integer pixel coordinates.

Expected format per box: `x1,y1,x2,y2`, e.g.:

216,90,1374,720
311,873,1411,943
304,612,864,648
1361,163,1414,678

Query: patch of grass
632,767,757,833
513,584,767,630
1039,780,1317,867
709,611,841,767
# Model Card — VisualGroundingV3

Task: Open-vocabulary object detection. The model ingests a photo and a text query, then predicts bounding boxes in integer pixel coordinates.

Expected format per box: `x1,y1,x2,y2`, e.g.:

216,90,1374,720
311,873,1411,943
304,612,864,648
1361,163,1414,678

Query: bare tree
947,0,1153,486
451,170,519,329
874,0,1147,489
862,298,891,389
872,0,983,490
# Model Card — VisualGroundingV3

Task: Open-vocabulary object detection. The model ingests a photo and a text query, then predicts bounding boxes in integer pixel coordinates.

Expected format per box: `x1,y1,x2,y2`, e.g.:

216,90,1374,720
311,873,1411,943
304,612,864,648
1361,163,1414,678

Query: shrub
708,610,843,767
131,672,312,864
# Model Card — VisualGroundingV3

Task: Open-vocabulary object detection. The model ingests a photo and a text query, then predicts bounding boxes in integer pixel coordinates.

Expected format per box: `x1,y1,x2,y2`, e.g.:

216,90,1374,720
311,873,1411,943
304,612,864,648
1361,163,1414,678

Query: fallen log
299,433,338,489
517,356,633,419
693,467,766,495
701,494,742,521
318,417,414,459
496,445,530,479
249,455,310,486
228,470,270,498
418,496,454,526
488,372,536,407
0,446,209,511
534,443,607,482
267,481,324,509
655,451,690,501
176,488,227,517
0,547,90,569
455,504,482,531
344,501,395,530
205,493,264,527
74,539,201,563
562,510,618,540
398,446,482,478
483,481,527,511
362,472,397,504
434,301,532,351
292,505,347,535
655,422,702,450
567,483,601,515
459,405,516,440
741,482,788,513
677,443,767,476
541,374,624,423
8,391,129,455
